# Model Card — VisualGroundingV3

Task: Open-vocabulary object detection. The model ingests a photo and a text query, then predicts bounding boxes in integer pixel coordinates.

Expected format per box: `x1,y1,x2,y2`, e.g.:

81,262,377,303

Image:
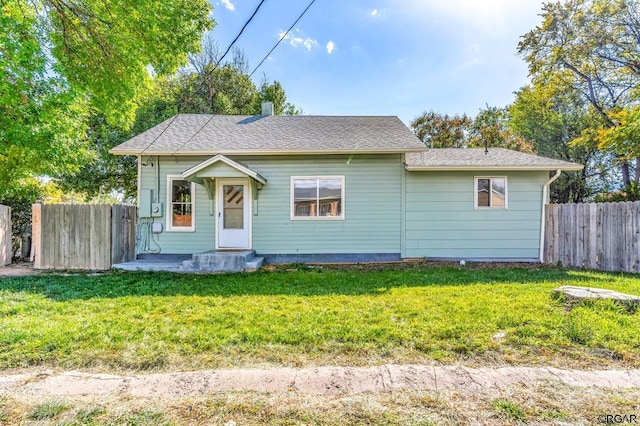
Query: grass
492,398,528,422
27,400,70,420
0,383,638,425
0,263,638,371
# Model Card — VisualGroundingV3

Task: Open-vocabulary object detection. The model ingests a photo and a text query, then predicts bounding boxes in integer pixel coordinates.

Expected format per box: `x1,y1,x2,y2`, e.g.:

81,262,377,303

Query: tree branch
562,60,614,126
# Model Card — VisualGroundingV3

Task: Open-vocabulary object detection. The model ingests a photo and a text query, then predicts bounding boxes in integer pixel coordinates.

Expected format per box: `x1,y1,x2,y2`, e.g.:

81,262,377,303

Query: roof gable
182,154,266,184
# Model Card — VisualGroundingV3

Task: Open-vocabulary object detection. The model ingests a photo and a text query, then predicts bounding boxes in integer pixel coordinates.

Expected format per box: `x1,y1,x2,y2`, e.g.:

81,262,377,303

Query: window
291,176,344,220
167,175,195,231
475,177,507,209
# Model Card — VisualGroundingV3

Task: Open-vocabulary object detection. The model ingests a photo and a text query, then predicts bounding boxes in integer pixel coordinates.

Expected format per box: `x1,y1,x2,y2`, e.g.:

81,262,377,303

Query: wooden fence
544,201,640,273
0,205,10,266
32,204,136,270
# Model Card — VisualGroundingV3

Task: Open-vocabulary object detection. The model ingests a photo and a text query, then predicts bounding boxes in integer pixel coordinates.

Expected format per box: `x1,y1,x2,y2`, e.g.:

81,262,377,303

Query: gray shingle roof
110,114,426,155
405,148,583,171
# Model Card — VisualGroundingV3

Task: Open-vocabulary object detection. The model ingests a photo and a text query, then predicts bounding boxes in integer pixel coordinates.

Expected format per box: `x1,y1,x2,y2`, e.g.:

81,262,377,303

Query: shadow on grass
0,263,633,301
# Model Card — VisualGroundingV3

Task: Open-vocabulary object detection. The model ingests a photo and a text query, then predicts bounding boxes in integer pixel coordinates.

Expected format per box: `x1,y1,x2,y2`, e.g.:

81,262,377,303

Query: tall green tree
59,79,179,200
411,109,534,153
256,79,301,116
0,3,88,200
468,106,535,153
411,111,472,148
1,0,212,202
510,81,607,202
58,52,300,200
518,0,640,193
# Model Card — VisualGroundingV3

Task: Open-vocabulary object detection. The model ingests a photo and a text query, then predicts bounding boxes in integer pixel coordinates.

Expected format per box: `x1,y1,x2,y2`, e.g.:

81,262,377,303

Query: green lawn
0,264,638,371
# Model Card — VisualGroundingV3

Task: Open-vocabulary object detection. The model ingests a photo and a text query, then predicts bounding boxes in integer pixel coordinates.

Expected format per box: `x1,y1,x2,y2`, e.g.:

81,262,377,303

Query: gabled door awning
181,154,266,185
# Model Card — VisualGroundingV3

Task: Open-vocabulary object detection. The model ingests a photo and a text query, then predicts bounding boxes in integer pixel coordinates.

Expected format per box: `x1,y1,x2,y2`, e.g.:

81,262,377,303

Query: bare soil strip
1,365,638,400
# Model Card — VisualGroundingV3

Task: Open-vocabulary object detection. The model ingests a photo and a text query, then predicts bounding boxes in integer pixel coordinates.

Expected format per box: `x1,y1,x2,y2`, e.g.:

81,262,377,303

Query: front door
216,178,251,249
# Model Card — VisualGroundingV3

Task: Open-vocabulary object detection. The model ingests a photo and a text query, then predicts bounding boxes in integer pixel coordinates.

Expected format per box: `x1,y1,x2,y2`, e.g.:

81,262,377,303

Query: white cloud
278,30,318,51
326,40,335,54
369,8,386,18
368,8,387,19
220,0,235,11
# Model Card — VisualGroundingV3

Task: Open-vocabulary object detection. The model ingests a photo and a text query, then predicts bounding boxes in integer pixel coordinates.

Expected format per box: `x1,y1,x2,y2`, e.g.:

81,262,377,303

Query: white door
216,178,251,249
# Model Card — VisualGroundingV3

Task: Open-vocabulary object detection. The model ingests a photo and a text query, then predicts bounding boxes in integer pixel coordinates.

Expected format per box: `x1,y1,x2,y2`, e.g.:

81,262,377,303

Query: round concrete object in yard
553,285,640,312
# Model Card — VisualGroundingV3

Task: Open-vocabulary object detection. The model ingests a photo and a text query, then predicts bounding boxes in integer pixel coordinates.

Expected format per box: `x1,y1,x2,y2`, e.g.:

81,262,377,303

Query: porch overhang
181,155,266,213
181,154,267,186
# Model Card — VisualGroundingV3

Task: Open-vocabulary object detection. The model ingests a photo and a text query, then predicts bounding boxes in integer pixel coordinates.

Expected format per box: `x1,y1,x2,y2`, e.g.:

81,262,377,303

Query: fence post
31,204,41,267
0,205,11,266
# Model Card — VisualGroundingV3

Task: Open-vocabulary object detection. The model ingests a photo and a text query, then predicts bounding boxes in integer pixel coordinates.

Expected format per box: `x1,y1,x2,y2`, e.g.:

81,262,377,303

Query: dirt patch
1,364,638,400
265,260,556,273
1,365,639,425
0,262,38,277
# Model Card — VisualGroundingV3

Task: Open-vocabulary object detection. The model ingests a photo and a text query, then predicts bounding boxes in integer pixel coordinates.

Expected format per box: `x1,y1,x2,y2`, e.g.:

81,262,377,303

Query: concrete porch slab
112,259,185,272
112,251,264,273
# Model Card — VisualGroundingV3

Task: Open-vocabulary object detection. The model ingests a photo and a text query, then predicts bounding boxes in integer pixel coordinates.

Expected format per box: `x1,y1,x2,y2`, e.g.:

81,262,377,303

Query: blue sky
208,0,545,125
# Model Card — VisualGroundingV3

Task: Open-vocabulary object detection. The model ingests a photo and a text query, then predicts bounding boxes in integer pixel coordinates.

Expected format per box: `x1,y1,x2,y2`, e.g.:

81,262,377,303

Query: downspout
539,169,562,262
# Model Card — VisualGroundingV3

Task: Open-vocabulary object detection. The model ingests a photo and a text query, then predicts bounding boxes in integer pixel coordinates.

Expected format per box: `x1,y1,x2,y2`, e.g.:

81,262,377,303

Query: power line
170,115,215,157
194,0,266,112
215,0,267,68
140,115,178,158
249,0,318,78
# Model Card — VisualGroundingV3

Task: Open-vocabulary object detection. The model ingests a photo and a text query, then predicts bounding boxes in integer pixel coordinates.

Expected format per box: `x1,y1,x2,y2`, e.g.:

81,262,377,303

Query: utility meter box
151,202,163,217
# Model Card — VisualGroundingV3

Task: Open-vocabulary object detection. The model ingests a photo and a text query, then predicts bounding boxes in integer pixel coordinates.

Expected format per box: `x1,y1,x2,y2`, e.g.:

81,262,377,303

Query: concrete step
183,250,262,272
245,257,264,271
112,259,185,272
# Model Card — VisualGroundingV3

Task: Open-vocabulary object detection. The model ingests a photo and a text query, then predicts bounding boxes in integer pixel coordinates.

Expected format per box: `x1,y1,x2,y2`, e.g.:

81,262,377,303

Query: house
110,105,582,271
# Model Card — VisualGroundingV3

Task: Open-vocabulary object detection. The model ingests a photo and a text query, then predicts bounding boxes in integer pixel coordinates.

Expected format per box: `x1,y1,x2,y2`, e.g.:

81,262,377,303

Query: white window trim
166,174,196,232
474,176,508,209
290,176,345,220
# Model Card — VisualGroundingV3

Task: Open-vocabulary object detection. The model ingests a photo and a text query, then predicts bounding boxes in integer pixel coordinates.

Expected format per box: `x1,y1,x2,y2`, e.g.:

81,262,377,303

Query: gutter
404,165,584,171
539,169,562,262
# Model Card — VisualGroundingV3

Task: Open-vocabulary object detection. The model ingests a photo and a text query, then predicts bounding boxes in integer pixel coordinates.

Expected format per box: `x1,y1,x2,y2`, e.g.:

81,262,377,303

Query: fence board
545,201,640,273
111,205,137,265
32,204,136,270
0,205,11,266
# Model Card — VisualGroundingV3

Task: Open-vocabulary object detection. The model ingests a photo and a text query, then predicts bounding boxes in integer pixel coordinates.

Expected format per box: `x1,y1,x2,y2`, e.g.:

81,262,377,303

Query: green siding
139,156,216,254
193,161,248,178
139,154,404,255
242,154,403,254
403,171,548,259
138,154,548,260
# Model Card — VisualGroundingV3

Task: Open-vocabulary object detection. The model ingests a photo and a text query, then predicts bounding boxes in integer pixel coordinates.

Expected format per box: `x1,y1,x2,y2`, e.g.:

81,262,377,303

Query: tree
0,4,89,200
596,107,640,159
467,106,535,154
410,109,534,153
58,81,179,200
58,54,300,200
510,82,607,202
1,0,212,202
256,79,301,116
42,0,213,125
411,111,472,148
518,0,640,193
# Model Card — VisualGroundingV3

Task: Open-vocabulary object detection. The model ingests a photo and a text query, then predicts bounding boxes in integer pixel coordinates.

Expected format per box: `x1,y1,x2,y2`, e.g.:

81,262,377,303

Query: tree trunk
621,160,631,189
635,158,640,184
